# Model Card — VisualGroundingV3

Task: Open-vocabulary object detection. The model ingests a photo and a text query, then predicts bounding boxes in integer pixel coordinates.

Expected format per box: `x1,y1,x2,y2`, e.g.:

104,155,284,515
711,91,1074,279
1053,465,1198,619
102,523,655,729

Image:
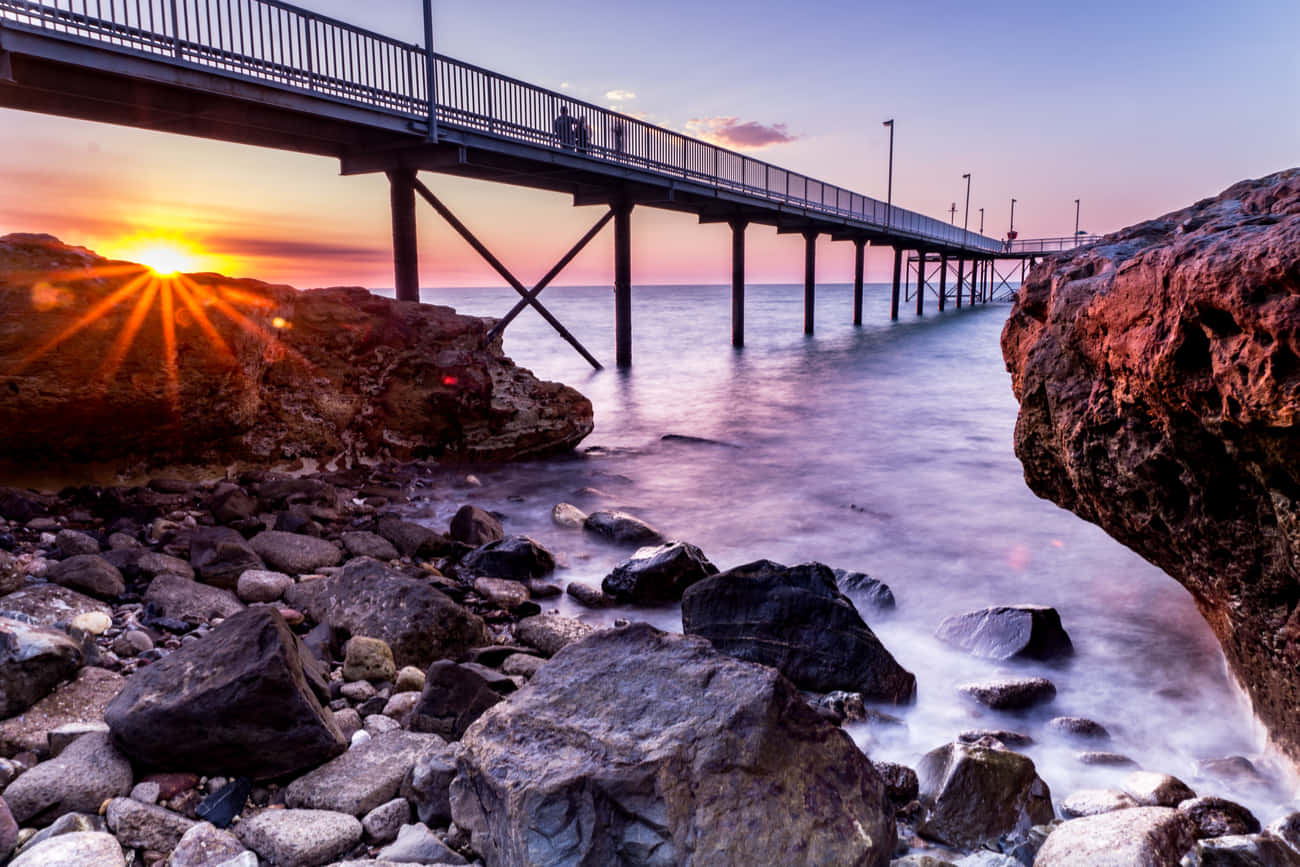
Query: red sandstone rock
1002,169,1300,761
0,234,593,474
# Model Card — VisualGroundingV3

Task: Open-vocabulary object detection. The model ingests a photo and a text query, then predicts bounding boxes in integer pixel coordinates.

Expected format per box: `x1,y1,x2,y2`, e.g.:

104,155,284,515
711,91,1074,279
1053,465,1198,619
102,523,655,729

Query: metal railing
0,0,1004,253
1006,235,1103,254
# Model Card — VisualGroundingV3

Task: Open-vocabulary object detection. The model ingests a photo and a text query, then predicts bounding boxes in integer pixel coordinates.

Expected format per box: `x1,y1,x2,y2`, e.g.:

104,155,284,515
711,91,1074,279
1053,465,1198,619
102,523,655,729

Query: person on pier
576,116,591,154
553,106,576,150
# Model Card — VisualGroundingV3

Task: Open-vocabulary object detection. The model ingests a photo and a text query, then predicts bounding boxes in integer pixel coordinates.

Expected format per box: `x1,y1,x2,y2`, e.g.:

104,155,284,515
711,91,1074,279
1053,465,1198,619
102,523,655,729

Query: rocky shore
0,465,1293,866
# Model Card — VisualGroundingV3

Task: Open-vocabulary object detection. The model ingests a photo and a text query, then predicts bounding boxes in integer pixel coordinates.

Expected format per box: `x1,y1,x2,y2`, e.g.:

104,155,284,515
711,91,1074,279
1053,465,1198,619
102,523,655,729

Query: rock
958,730,1035,748
1035,807,1196,866
1001,170,1300,763
236,569,294,603
113,628,154,656
402,741,458,826
249,530,342,575
957,677,1057,711
284,558,488,670
0,666,125,755
582,509,665,544
956,855,1021,867
284,730,448,817
141,771,200,801
1184,834,1300,866
472,576,530,611
1122,771,1196,807
1059,788,1139,819
450,623,895,866
236,809,362,867
1270,814,1300,852
500,653,545,678
601,541,718,604
70,610,112,634
833,569,897,609
382,692,420,726
376,822,466,865
1198,756,1273,788
916,743,1053,848
551,503,586,528
361,798,409,845
169,822,250,867
104,796,196,851
1077,751,1140,767
46,554,124,599
137,550,196,580
375,518,455,560
873,760,919,804
48,721,110,755
3,731,132,824
130,780,161,803
55,529,100,556
0,798,15,856
104,607,345,779
459,535,555,581
9,832,125,867
340,531,399,562
144,573,244,621
210,487,259,525
189,527,264,591
1048,717,1109,739
16,811,105,852
681,559,916,703
196,777,252,828
565,581,614,608
342,636,397,683
1178,797,1260,839
394,665,425,693
0,583,110,626
513,613,595,656
408,661,502,741
449,505,505,547
0,551,22,596
935,605,1073,661
0,616,83,718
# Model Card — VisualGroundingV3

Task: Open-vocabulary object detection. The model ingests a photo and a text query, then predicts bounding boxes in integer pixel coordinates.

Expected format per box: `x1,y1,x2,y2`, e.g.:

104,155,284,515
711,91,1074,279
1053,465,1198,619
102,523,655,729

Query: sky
0,0,1296,289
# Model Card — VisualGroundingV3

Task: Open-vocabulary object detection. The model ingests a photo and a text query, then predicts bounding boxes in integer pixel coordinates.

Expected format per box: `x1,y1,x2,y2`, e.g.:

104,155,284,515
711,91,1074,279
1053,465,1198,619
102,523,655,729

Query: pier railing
0,0,1004,253
1006,235,1103,254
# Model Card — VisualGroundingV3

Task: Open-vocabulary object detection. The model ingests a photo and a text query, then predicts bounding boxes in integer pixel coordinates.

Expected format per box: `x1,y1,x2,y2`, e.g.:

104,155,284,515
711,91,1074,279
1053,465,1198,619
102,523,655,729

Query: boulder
449,505,504,546
283,730,448,817
283,557,489,669
1059,788,1138,819
565,581,614,608
0,616,83,717
340,531,399,562
169,822,250,867
3,730,133,824
0,665,124,755
374,518,455,560
601,541,718,604
1122,771,1196,807
249,530,342,575
834,569,897,609
104,797,196,852
361,798,408,845
1001,169,1300,762
189,527,264,590
342,636,396,683
55,529,100,556
1183,835,1300,865
408,661,502,741
450,623,895,867
135,550,196,581
45,554,124,599
104,607,345,779
513,613,595,657
376,822,466,865
1047,716,1109,739
1178,797,1260,839
0,583,110,626
935,605,1073,661
235,569,294,603
958,677,1057,711
458,535,556,581
551,503,587,528
402,741,459,826
9,832,125,867
582,510,665,544
681,560,916,703
473,576,530,610
916,743,1053,848
236,809,362,867
143,572,245,621
1034,807,1197,866
873,760,919,805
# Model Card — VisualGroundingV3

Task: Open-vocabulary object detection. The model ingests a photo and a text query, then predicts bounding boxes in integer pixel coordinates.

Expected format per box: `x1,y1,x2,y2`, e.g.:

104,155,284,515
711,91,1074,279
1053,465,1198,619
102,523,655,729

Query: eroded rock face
450,623,895,867
0,234,593,472
1001,169,1300,761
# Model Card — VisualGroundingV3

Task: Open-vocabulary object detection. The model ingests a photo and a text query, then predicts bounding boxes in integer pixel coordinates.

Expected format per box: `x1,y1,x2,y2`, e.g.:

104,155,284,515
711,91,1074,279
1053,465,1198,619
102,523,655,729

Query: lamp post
949,203,957,224
979,207,984,234
882,119,894,228
1010,197,1016,235
961,173,971,247
423,0,438,141
1074,198,1081,241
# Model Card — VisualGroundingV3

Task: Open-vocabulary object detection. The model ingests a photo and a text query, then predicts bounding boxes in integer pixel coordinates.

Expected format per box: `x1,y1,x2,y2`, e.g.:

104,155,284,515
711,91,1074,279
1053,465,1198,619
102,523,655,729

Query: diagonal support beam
485,208,614,342
410,177,603,370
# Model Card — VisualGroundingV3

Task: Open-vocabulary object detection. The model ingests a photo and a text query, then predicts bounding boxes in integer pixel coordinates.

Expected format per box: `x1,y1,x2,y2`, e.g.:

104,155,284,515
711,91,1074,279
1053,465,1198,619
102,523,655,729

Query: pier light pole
1010,197,1016,236
423,0,438,141
882,119,894,228
979,207,984,234
1074,198,1081,241
961,173,971,248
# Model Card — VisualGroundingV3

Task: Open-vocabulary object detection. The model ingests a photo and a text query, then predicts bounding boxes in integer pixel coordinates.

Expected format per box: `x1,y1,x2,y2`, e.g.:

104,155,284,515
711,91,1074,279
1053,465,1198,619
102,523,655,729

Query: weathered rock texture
0,234,593,472
1002,169,1300,761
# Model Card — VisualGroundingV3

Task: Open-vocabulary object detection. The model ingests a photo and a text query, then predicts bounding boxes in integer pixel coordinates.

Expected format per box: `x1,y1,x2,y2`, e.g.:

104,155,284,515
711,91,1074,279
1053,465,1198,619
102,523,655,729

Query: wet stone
1178,797,1260,839
1122,770,1196,807
958,729,1034,748
1059,788,1139,819
1048,716,1110,739
1077,751,1140,767
957,677,1057,711
566,581,615,608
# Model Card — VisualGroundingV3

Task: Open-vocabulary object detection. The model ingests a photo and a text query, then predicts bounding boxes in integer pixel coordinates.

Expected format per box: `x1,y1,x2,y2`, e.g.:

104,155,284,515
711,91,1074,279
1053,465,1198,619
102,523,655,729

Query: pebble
236,808,362,866
1048,716,1110,739
113,629,155,656
501,653,545,678
71,610,113,635
235,570,294,604
394,666,425,693
1077,751,1140,767
362,798,411,845
130,782,162,804
340,681,377,703
363,714,401,737
352,730,372,748
343,636,397,684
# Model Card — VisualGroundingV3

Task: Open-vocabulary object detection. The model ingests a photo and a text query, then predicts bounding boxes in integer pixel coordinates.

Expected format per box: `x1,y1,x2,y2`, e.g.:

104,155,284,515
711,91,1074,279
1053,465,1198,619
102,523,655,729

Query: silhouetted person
611,118,625,158
553,106,575,150
576,116,590,154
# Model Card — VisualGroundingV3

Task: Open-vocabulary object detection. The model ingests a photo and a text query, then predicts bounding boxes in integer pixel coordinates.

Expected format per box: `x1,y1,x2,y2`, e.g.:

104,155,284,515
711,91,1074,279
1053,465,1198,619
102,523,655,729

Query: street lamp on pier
1010,198,1016,235
1074,198,1081,241
961,173,971,247
882,119,894,228
979,207,984,234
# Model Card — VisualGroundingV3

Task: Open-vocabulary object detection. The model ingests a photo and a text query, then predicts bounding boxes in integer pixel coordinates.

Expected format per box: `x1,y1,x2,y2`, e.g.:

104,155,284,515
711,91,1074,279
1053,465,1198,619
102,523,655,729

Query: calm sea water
385,281,1293,820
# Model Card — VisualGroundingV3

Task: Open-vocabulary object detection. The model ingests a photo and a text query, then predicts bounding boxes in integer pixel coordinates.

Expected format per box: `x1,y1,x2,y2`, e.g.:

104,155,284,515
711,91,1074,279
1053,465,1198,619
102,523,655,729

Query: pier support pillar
890,247,902,321
955,258,965,309
803,230,817,335
730,218,746,348
969,258,977,306
915,251,925,316
852,238,866,326
614,196,634,367
938,253,948,312
388,168,420,302
982,260,990,302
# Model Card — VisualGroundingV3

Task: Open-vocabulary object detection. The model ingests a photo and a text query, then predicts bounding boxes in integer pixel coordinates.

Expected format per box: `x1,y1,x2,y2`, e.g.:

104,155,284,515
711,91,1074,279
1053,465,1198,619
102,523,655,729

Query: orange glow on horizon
102,234,220,278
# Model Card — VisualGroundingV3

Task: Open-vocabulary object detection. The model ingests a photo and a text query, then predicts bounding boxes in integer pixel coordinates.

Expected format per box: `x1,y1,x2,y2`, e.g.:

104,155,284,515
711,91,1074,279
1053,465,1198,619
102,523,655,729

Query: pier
0,0,1086,367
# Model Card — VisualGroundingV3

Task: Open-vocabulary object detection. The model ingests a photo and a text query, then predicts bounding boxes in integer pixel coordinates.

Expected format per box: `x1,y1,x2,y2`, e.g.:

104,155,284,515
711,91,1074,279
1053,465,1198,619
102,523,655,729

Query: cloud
684,116,798,150
205,235,387,263
605,89,637,101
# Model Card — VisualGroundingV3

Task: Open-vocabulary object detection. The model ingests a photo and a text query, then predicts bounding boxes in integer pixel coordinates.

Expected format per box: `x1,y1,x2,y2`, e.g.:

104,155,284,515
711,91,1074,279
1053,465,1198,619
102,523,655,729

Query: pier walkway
0,0,1079,366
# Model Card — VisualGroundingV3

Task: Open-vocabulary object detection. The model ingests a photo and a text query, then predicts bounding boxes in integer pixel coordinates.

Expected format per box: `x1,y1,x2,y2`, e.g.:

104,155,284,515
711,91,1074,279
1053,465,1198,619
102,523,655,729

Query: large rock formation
0,234,593,472
1002,169,1300,760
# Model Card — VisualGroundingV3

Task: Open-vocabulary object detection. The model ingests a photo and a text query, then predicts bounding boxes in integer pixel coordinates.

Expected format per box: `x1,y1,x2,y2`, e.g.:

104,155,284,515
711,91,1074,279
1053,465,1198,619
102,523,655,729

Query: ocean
384,280,1292,820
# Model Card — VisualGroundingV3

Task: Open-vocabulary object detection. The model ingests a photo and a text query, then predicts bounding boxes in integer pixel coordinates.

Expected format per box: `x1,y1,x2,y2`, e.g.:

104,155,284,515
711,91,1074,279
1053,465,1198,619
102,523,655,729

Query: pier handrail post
169,0,181,58
422,0,438,141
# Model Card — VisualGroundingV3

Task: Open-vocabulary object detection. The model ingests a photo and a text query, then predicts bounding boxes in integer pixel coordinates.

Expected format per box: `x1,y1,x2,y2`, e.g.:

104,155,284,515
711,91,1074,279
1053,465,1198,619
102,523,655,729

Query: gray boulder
449,505,504,547
0,583,109,626
1033,807,1197,866
1183,834,1300,865
3,731,132,824
9,832,125,867
284,730,447,817
376,822,466,865
459,535,556,581
450,623,895,867
408,661,502,741
916,743,1053,848
169,822,250,867
681,560,916,703
340,531,399,562
582,510,665,544
283,557,489,670
935,605,1073,661
249,531,342,575
1178,797,1260,839
513,613,595,657
190,527,264,590
601,541,718,604
1060,788,1139,819
237,809,362,867
0,616,83,717
46,554,124,599
402,741,458,826
105,607,345,779
958,677,1057,711
143,573,244,621
104,796,196,852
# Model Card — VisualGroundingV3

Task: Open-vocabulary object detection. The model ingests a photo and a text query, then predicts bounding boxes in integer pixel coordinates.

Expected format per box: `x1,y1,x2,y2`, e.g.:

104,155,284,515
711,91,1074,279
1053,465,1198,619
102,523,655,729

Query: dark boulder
0,616,83,717
681,560,916,703
104,607,345,779
834,569,896,610
601,541,718,604
582,510,665,544
189,527,264,590
458,536,555,581
408,661,503,741
283,557,489,669
1178,797,1260,839
935,605,1073,661
916,743,1054,848
375,517,456,560
45,555,124,600
958,677,1057,711
448,505,504,547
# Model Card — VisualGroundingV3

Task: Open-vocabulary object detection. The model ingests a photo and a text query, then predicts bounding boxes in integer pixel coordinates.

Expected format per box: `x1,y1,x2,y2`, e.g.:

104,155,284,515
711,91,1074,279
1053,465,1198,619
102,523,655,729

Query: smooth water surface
390,281,1294,819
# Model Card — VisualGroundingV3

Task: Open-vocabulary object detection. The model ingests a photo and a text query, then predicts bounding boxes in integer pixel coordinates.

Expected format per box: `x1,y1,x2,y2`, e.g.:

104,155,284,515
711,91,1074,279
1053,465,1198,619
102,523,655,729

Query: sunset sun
109,236,203,276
